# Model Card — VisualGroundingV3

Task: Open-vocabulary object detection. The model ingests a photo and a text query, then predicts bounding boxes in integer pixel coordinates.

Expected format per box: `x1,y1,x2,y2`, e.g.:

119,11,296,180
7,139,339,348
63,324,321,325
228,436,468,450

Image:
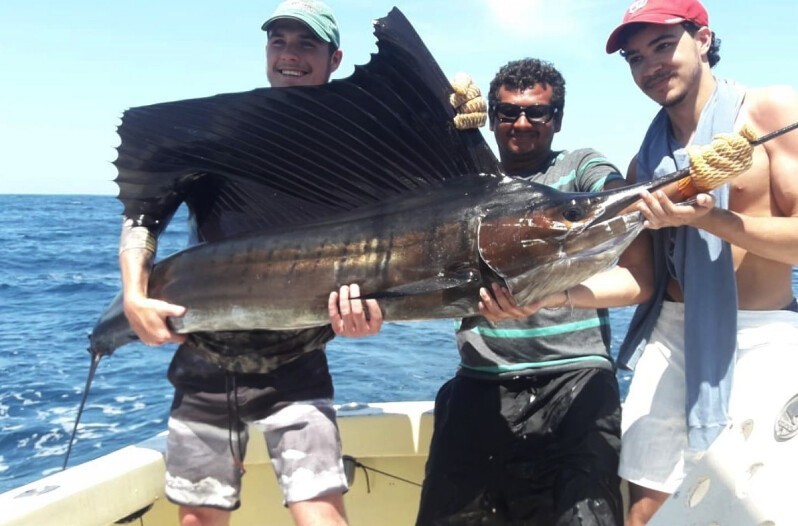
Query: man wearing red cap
605,0,798,524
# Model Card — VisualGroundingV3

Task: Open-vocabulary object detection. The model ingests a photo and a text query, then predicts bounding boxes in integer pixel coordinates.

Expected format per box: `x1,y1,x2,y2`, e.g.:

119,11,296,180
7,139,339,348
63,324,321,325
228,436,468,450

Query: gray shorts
164,393,348,509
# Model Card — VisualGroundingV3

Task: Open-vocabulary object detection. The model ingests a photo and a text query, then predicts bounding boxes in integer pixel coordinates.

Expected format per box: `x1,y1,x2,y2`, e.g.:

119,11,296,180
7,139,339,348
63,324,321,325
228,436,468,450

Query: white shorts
619,301,798,493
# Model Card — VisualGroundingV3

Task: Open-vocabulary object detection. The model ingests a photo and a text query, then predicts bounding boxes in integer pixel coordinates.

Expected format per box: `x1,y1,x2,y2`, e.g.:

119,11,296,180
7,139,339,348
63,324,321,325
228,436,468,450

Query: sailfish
88,8,748,363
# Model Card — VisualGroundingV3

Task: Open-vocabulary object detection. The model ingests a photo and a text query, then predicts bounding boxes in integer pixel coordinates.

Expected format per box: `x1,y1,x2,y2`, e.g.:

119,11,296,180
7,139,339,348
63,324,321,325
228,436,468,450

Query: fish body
89,173,665,356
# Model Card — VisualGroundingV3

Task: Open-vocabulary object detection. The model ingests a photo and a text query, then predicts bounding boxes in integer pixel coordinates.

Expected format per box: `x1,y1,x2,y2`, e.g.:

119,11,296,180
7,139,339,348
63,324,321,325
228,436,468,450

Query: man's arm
119,220,186,346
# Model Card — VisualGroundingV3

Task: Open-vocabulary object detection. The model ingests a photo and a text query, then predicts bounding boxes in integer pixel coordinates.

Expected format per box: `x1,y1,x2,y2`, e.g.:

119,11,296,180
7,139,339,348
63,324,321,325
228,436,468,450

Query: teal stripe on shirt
550,165,622,192
470,315,609,339
590,172,625,192
551,170,577,190
577,156,624,192
550,156,608,191
577,156,609,177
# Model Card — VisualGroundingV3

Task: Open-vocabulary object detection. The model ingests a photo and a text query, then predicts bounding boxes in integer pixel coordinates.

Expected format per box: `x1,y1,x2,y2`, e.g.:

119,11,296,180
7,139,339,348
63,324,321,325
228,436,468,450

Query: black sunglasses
492,103,560,124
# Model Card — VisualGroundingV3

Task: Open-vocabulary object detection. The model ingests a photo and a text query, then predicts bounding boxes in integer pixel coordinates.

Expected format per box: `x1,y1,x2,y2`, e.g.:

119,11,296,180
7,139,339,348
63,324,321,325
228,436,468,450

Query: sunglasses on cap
492,103,560,124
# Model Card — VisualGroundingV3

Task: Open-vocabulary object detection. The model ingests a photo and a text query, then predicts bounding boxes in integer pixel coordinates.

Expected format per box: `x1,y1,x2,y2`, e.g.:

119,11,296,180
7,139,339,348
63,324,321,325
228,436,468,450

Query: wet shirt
456,149,623,379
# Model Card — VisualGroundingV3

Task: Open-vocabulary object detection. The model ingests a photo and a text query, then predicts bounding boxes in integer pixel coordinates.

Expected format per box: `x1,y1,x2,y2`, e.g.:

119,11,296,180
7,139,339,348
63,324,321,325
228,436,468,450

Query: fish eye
562,205,585,222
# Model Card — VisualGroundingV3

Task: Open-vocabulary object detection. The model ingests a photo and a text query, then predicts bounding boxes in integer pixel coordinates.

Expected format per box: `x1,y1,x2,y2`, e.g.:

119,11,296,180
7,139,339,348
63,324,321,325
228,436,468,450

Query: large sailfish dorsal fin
113,8,500,232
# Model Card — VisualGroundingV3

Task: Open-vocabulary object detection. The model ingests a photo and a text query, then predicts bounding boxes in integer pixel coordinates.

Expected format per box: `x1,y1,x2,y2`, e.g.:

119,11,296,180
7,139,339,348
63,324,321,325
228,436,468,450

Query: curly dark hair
681,21,721,68
487,58,566,123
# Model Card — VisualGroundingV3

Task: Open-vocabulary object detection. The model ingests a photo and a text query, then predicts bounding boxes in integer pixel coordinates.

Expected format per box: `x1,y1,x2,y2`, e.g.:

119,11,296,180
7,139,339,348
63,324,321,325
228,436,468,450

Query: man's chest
728,146,772,216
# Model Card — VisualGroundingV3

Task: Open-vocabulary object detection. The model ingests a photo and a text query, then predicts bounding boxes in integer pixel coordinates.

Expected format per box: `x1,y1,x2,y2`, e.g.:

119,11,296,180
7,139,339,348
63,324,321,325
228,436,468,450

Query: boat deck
1,398,796,525
0,401,434,526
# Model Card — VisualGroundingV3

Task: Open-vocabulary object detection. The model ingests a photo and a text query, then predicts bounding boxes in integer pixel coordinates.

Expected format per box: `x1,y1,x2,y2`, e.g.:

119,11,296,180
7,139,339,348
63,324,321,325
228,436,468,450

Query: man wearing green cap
118,2,374,525
118,1,489,524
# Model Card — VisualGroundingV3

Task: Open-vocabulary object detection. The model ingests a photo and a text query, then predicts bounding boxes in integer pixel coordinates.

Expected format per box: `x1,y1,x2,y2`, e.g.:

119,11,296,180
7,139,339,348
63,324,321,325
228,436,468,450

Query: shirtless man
604,0,798,523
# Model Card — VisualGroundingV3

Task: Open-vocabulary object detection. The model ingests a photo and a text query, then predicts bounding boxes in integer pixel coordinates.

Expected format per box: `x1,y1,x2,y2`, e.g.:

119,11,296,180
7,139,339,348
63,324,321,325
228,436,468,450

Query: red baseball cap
605,0,709,53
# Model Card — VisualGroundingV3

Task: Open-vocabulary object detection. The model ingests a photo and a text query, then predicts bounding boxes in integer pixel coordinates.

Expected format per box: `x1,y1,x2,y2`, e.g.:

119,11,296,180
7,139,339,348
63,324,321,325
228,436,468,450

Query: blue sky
1,0,796,195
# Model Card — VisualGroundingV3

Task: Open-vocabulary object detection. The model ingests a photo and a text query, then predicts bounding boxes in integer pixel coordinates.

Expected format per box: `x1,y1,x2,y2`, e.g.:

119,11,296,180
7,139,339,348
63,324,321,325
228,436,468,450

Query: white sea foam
114,395,141,403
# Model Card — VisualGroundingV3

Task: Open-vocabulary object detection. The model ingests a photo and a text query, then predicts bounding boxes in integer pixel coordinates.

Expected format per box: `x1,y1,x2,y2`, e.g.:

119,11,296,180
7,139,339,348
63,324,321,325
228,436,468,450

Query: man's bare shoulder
743,85,798,104
740,85,798,132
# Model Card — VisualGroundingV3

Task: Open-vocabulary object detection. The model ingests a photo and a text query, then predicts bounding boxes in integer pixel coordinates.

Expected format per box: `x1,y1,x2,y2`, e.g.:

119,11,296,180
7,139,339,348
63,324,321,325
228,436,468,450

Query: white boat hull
1,398,796,525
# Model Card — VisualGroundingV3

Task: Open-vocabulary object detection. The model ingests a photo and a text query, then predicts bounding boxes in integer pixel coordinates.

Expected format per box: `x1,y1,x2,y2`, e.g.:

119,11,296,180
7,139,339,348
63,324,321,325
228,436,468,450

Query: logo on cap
262,0,340,49
628,0,648,15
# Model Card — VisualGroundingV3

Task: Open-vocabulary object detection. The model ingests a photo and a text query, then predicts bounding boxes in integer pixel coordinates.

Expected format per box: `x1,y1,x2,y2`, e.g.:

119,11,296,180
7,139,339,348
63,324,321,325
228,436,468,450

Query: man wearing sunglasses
416,58,653,526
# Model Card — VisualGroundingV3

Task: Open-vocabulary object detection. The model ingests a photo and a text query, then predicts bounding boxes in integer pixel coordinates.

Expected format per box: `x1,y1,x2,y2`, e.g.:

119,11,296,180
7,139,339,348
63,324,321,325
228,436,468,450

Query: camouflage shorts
165,397,348,509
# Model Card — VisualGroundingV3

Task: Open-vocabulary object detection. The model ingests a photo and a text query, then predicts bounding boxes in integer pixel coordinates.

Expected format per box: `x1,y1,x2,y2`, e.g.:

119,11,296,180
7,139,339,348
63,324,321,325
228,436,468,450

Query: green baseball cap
262,0,340,49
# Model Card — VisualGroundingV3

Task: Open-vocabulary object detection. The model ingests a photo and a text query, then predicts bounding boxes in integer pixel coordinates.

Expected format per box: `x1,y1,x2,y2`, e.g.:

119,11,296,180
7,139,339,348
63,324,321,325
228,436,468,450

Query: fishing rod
592,119,798,223
748,120,798,146
62,349,102,469
678,120,798,198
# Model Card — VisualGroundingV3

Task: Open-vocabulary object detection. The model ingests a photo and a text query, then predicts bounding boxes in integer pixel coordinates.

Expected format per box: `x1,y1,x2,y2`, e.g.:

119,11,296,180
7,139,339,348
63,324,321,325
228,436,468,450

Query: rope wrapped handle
450,72,487,130
678,125,757,198
681,118,798,196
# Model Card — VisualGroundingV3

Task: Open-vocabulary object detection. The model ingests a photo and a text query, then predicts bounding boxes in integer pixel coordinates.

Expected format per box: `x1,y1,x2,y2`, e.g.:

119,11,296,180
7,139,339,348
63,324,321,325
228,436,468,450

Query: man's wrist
545,289,572,311
119,219,157,255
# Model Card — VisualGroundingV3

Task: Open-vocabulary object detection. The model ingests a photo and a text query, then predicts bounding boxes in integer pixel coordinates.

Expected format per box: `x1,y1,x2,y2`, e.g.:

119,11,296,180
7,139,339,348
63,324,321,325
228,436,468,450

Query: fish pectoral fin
361,269,480,299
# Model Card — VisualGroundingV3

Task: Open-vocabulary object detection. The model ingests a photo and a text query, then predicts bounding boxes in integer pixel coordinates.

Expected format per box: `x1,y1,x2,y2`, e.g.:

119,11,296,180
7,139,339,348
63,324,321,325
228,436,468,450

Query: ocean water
0,193,465,494
0,194,795,494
